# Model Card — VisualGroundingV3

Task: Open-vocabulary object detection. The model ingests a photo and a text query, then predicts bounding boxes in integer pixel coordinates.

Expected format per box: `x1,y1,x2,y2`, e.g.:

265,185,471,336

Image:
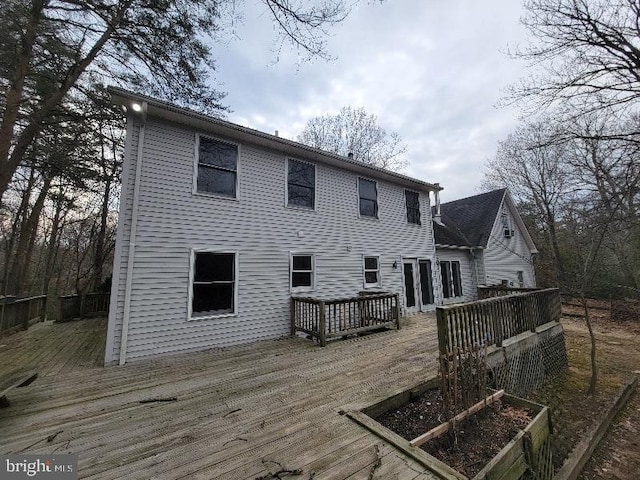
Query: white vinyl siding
105,118,436,363
484,200,536,288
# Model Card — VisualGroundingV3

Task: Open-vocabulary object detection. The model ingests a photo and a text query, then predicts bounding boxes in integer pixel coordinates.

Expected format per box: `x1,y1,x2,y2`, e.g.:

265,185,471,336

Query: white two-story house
105,88,444,364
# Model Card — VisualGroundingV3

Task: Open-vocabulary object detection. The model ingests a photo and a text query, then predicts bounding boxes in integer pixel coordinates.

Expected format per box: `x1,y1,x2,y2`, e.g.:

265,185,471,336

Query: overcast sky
213,1,530,202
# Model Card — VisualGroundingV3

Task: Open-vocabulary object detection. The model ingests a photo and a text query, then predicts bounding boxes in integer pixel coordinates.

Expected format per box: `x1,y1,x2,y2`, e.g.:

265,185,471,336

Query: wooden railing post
290,297,296,336
394,293,401,330
436,307,448,354
318,300,326,347
494,299,504,347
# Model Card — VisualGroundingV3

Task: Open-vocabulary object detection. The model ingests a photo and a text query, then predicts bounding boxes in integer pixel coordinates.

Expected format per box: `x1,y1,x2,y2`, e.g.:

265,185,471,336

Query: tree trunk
8,175,53,295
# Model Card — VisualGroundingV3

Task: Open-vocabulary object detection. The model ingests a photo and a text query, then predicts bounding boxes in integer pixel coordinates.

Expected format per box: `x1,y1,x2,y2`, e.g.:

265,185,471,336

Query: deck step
0,370,38,407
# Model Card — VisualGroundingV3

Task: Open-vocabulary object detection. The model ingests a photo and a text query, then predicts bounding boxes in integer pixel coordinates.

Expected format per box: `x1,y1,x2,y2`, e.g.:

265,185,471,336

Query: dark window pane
440,261,452,298
288,160,315,188
359,198,378,217
405,191,419,207
407,208,421,224
194,253,234,282
406,191,421,224
403,263,415,307
419,260,434,305
364,257,378,270
293,255,312,271
359,178,377,200
288,184,314,208
192,284,234,314
197,167,236,196
292,271,312,287
452,261,462,297
365,271,378,284
199,137,237,170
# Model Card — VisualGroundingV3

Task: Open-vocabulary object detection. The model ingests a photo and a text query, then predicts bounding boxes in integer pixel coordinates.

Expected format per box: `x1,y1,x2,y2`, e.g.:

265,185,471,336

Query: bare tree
0,0,355,206
297,106,407,171
484,118,572,283
512,0,640,127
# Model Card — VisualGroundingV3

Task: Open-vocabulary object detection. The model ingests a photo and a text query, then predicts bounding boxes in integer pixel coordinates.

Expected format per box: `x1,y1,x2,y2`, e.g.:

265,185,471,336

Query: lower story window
291,254,314,290
440,260,463,299
191,251,236,317
363,256,380,287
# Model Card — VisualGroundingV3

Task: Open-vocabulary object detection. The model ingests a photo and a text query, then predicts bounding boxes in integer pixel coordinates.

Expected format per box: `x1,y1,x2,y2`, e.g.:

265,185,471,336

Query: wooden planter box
347,379,553,480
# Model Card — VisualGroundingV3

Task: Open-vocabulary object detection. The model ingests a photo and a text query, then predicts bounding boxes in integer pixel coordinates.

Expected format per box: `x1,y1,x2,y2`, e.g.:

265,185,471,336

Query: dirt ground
378,299,640,479
375,390,533,478
556,300,640,480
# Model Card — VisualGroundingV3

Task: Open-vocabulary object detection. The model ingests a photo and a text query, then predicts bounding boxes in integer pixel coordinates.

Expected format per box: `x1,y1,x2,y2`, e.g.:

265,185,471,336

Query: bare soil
557,299,640,480
375,389,533,478
531,299,640,478
376,298,640,479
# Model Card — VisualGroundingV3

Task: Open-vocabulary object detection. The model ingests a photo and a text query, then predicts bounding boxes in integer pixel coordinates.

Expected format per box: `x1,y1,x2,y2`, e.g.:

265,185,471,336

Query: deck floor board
0,314,440,479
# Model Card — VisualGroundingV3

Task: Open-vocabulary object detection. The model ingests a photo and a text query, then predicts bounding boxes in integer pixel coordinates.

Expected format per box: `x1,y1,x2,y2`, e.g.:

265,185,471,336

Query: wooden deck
0,314,441,479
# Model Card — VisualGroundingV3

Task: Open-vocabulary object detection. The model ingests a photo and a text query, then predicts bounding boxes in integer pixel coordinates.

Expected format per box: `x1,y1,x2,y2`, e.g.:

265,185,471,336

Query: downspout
119,102,147,365
433,184,442,225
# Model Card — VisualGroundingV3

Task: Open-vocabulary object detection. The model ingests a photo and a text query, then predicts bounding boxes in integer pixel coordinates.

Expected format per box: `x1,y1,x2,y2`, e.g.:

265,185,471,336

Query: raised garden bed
347,379,553,480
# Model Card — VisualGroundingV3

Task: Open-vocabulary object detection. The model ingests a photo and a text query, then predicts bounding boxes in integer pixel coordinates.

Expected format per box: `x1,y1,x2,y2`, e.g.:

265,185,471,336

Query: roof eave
109,87,442,193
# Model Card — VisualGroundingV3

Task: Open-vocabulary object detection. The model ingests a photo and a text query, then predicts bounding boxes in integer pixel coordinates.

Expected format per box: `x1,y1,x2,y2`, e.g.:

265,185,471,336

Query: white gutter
119,102,147,365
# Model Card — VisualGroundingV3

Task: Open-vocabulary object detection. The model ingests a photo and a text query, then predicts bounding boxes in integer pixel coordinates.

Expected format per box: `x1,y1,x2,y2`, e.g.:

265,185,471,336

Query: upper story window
405,190,421,225
191,252,236,318
291,254,315,291
197,136,238,197
358,178,378,218
363,256,381,288
287,159,315,209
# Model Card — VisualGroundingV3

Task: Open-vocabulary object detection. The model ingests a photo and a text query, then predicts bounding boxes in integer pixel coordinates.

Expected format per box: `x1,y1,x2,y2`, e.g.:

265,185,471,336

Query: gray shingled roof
433,188,507,248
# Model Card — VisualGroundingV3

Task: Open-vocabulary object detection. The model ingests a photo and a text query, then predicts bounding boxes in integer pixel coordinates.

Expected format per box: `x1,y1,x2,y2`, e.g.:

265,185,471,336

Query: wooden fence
291,293,400,346
437,288,561,354
477,285,541,299
59,293,110,322
0,295,47,332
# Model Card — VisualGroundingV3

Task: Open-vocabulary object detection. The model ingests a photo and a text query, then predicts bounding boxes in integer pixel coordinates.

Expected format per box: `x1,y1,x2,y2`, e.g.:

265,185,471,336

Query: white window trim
187,248,239,321
290,252,316,293
284,157,317,211
362,254,382,288
192,133,241,200
357,177,379,219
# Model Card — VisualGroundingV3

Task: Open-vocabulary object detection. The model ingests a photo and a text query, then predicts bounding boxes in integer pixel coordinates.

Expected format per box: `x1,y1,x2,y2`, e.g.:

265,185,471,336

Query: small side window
291,254,314,290
363,256,380,288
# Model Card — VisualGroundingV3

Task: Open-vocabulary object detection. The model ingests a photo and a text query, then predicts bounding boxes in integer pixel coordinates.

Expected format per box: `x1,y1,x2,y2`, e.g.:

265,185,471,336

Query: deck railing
59,293,110,321
0,295,47,332
477,285,541,299
437,288,561,354
291,293,401,346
